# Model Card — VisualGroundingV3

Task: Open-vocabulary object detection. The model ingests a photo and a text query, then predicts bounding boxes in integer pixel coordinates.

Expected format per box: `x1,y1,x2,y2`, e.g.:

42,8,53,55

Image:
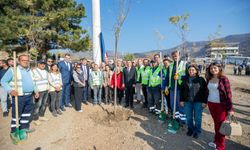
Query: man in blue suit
58,53,73,111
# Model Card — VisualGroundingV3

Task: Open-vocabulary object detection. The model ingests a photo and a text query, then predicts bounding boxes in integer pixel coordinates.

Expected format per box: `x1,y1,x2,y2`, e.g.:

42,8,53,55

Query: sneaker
61,107,66,111
193,133,199,139
57,110,63,115
39,117,49,121
3,111,9,117
208,142,216,149
34,120,41,126
52,112,58,117
83,101,88,105
77,110,83,113
66,103,72,107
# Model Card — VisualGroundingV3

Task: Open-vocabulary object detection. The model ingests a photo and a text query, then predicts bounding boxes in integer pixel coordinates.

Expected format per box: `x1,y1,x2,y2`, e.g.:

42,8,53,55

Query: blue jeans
60,83,71,108
93,85,102,104
184,102,203,134
33,91,49,120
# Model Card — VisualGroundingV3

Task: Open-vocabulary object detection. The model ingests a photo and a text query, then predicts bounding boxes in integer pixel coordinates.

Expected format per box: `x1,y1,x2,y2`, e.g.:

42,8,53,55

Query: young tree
207,25,224,48
169,13,190,60
154,29,165,50
123,53,134,61
113,0,131,112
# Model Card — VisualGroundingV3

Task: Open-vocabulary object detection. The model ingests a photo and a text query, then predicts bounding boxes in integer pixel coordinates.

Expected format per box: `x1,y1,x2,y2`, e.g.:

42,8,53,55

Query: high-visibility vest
149,66,161,87
49,73,62,92
163,67,167,77
32,68,49,92
136,66,144,82
9,67,34,96
91,71,102,86
168,60,186,88
141,66,151,85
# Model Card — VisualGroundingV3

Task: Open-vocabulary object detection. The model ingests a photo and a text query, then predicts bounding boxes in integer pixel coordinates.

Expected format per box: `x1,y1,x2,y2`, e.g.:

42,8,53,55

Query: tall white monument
92,0,102,65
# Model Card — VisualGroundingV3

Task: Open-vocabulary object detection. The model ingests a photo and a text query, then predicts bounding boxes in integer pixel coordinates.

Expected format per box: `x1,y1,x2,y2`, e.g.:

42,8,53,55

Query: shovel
158,52,167,122
167,51,180,134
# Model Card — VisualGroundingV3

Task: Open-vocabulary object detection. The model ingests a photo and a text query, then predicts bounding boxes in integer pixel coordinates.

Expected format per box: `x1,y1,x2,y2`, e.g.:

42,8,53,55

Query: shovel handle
13,51,19,128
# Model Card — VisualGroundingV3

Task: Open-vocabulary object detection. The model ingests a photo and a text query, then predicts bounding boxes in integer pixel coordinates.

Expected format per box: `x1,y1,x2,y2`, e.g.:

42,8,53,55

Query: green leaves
0,0,90,55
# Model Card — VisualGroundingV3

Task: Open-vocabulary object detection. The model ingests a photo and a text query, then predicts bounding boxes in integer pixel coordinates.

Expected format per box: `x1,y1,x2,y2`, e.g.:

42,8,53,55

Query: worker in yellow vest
148,60,162,113
161,58,172,115
31,59,50,126
89,63,103,105
140,59,151,108
165,51,187,123
135,59,144,103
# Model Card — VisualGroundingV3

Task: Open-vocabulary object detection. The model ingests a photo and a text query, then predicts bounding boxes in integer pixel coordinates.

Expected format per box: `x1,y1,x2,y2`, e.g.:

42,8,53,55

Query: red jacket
111,72,124,90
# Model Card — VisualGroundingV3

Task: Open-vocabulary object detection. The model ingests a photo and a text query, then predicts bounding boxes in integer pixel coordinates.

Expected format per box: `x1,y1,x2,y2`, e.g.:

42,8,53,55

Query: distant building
206,42,241,60
225,56,250,65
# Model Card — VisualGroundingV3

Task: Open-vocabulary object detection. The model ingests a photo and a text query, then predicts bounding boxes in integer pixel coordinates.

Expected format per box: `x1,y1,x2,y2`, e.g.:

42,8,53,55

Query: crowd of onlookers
233,63,250,76
0,52,235,149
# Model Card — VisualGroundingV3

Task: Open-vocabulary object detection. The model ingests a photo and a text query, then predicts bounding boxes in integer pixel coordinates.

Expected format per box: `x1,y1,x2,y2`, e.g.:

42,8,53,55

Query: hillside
134,33,250,58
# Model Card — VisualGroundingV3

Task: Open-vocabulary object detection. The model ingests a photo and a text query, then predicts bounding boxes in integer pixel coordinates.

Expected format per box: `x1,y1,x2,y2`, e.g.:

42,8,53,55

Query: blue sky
77,0,250,53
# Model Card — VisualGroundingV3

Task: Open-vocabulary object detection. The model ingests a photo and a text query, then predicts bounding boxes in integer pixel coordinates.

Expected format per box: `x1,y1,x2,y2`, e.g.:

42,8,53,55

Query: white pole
92,0,102,66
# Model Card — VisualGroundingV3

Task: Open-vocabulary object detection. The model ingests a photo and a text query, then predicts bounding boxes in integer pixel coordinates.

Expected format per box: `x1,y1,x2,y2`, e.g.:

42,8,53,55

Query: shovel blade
10,128,21,145
167,119,180,134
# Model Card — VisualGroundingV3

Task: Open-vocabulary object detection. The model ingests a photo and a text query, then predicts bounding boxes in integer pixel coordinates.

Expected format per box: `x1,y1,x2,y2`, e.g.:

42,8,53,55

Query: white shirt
208,82,220,103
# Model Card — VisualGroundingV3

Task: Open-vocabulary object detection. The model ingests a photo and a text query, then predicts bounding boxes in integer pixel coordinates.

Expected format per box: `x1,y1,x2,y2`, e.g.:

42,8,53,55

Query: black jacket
180,76,208,103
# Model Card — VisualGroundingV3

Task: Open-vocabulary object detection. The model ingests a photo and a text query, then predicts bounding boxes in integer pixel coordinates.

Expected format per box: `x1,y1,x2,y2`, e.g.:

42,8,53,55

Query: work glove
165,87,169,96
174,73,179,80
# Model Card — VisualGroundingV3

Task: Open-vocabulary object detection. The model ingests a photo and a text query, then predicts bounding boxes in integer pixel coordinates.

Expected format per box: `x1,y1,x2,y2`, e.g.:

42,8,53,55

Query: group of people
0,51,234,150
233,63,250,76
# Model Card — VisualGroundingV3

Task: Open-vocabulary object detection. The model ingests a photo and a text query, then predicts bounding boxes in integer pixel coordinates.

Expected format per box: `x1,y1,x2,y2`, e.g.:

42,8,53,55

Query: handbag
219,115,242,136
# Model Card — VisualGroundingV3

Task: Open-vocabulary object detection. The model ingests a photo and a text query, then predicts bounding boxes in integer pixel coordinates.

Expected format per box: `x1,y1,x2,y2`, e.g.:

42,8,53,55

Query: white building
206,43,241,60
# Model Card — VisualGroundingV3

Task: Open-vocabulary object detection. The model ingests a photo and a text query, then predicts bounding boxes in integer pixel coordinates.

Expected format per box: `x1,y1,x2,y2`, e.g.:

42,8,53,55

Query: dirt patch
89,106,132,126
235,87,250,94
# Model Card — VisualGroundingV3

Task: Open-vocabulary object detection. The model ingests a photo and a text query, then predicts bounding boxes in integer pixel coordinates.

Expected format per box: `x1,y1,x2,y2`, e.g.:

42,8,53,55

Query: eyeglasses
47,61,53,63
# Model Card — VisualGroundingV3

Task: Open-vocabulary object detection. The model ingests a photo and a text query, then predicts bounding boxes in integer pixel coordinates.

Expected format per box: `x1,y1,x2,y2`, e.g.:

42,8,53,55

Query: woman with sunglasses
206,62,234,150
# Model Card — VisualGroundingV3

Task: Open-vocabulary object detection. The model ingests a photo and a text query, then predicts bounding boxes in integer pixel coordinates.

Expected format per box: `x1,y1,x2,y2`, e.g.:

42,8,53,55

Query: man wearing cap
148,60,162,114
1,54,39,141
31,59,50,125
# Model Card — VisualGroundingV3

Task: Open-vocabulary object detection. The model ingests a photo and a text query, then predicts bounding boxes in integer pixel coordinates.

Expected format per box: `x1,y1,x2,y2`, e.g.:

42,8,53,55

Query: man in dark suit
123,61,136,108
80,58,90,104
58,53,73,111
